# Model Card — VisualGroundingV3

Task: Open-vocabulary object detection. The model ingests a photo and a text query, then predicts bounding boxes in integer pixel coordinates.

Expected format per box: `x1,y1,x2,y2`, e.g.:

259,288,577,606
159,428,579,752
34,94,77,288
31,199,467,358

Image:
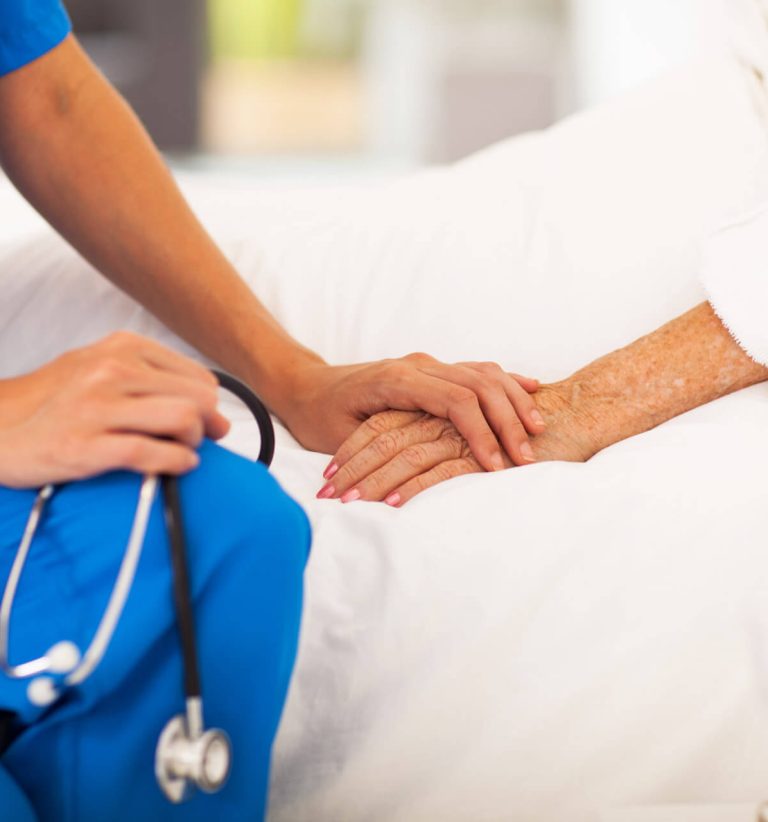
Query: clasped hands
0,336,590,501
309,356,599,507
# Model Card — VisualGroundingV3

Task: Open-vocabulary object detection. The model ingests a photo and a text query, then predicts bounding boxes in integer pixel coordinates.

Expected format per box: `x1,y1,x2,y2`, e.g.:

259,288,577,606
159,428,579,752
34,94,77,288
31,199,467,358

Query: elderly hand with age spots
315,358,544,502
316,383,591,506
318,302,768,506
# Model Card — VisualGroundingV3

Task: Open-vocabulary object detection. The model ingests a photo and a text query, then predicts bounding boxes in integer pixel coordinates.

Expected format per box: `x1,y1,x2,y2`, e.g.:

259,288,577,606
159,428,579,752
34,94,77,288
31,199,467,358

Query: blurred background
65,0,729,176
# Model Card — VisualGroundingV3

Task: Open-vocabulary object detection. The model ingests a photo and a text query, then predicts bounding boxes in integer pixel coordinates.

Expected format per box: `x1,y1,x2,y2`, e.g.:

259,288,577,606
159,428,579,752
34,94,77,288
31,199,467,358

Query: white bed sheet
2,53,768,821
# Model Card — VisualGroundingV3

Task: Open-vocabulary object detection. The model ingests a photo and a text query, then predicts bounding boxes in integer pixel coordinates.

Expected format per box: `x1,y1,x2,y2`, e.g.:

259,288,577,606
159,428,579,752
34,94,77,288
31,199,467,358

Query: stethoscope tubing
0,369,275,697
163,369,274,704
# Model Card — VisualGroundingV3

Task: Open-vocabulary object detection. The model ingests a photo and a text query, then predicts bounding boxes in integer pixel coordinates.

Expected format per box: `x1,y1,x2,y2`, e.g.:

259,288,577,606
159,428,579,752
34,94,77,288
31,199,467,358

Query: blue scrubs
0,441,310,820
0,6,311,819
0,0,71,76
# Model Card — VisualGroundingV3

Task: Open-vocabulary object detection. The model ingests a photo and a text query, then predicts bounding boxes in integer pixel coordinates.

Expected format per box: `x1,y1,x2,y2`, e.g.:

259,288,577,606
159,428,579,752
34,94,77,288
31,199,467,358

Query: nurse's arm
0,34,543,473
324,301,768,505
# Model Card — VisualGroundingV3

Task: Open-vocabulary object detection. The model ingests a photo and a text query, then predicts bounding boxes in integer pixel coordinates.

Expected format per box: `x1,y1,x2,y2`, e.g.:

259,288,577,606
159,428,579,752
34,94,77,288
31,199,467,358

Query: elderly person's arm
322,301,768,505
0,33,544,472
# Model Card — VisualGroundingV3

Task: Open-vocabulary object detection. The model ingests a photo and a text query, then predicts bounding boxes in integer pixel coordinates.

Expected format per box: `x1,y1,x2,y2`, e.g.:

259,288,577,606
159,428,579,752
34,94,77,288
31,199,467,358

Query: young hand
283,354,544,476
0,332,230,488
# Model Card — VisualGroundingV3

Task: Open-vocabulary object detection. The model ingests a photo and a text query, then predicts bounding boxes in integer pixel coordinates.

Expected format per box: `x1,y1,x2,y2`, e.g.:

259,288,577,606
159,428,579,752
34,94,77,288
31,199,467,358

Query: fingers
456,363,545,435
509,373,540,394
389,457,481,507
417,363,542,467
102,397,210,448
388,372,503,472
124,371,230,440
98,434,200,476
340,434,466,503
324,410,426,480
319,414,452,499
77,341,230,441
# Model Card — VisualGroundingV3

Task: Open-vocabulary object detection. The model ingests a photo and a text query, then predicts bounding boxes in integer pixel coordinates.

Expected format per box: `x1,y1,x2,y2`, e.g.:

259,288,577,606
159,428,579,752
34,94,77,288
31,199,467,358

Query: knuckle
175,405,202,436
440,431,464,458
432,463,458,484
404,351,432,364
401,443,430,469
103,330,135,350
200,385,219,413
364,413,394,436
483,361,504,375
86,357,128,386
371,432,400,461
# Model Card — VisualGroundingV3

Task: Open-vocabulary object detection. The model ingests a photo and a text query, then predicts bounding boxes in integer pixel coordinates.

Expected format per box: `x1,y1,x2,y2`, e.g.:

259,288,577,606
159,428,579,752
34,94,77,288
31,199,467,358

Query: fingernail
324,462,339,480
188,453,200,469
521,442,536,462
341,488,361,504
316,484,335,500
385,492,401,507
531,409,545,427
491,453,505,471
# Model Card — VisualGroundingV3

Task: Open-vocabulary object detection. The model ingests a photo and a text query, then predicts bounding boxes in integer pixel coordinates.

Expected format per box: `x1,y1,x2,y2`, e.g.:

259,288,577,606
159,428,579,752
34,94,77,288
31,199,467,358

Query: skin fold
0,34,543,489
326,302,768,506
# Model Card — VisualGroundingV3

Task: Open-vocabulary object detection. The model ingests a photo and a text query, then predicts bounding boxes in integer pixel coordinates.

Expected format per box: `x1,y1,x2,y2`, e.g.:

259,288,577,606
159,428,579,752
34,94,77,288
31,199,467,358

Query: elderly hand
0,332,230,488
317,382,600,506
282,353,545,476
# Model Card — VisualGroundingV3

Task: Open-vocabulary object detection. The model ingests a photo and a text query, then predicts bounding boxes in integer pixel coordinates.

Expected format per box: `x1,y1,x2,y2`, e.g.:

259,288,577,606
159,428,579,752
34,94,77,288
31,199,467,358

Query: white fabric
698,0,768,364
701,204,768,363
1,50,768,822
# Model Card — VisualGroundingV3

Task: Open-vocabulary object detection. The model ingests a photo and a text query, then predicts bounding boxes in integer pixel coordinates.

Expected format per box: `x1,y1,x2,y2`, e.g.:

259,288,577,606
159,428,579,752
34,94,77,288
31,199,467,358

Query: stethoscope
0,369,275,804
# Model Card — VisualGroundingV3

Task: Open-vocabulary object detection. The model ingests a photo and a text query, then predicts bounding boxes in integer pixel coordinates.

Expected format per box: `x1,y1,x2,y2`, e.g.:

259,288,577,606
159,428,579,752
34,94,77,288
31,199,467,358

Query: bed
2,47,768,821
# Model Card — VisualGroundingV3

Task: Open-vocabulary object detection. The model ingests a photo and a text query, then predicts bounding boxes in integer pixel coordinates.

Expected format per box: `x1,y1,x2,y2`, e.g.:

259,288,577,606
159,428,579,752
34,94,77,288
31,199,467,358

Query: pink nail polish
324,462,339,480
341,488,361,504
316,484,335,500
385,492,401,507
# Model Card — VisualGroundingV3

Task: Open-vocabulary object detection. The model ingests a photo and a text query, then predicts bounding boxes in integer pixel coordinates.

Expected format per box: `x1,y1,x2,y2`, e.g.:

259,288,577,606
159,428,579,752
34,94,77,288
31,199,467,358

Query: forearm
0,35,320,416
537,301,768,459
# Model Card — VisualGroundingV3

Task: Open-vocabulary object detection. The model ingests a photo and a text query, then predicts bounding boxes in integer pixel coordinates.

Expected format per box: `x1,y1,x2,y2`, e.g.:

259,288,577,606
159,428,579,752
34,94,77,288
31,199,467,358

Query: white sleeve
700,204,768,365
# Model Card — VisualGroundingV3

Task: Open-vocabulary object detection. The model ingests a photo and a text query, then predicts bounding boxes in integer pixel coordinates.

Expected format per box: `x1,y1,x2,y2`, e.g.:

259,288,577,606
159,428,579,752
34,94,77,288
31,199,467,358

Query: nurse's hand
282,354,544,476
0,332,230,488
317,383,597,506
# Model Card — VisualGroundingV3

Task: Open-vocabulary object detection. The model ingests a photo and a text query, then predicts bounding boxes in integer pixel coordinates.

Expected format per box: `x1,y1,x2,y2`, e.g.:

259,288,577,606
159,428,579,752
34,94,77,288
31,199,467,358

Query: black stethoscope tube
162,474,201,700
162,369,275,705
212,369,275,468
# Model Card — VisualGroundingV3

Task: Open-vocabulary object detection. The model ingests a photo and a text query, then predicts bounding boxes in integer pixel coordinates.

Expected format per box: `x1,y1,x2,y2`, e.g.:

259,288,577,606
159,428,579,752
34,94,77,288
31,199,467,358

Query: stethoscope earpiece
27,676,58,707
46,640,81,674
25,641,81,707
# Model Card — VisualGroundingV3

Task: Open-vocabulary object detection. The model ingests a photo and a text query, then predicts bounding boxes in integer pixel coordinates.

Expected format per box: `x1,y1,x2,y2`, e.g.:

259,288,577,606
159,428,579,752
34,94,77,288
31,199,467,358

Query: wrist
532,358,656,463
243,343,326,424
530,380,603,463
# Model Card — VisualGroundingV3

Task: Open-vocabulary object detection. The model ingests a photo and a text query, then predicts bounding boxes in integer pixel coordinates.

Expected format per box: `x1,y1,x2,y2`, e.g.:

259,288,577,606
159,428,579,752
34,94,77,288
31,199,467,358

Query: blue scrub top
0,0,71,77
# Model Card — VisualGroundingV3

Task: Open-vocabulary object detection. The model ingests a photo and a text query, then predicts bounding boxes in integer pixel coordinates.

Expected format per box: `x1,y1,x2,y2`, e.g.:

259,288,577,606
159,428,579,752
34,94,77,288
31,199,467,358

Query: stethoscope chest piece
155,705,232,803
